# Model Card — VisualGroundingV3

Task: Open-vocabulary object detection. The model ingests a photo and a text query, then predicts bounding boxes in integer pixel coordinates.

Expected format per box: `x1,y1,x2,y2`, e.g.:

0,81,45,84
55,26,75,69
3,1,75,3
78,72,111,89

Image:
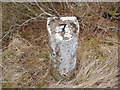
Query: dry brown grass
2,32,118,88
1,2,119,88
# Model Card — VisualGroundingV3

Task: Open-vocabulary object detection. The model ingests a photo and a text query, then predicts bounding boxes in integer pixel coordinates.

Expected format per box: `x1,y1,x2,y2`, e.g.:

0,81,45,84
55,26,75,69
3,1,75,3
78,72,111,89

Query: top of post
47,16,79,41
47,16,77,20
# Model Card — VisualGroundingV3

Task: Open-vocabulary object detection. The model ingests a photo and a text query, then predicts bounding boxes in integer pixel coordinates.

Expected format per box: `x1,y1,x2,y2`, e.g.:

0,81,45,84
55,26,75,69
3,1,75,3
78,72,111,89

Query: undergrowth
1,2,119,88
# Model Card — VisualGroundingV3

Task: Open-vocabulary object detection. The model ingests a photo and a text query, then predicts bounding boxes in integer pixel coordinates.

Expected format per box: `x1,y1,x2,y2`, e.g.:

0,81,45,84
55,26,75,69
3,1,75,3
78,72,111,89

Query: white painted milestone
47,16,79,77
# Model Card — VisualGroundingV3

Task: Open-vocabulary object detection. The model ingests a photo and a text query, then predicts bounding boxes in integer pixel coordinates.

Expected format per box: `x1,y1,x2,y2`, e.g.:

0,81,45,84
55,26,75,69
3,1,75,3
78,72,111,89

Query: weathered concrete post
47,17,79,80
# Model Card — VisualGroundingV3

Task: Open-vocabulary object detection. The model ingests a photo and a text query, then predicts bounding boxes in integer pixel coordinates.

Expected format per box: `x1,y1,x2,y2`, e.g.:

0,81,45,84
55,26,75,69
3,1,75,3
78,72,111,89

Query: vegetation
1,2,119,88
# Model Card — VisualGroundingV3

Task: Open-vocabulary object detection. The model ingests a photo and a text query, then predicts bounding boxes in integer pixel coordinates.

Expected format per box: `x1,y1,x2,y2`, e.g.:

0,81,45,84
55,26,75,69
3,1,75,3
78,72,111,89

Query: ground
1,2,119,88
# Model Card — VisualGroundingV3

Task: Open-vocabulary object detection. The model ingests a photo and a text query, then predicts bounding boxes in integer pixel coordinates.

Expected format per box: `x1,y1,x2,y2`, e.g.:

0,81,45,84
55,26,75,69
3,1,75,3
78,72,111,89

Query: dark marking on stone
51,19,55,22
48,22,50,25
56,50,60,56
73,29,77,33
53,53,55,56
55,18,60,20
59,24,67,32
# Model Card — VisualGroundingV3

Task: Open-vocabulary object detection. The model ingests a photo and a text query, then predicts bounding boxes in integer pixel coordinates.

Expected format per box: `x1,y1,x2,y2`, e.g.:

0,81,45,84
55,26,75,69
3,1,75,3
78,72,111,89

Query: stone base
50,63,76,81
